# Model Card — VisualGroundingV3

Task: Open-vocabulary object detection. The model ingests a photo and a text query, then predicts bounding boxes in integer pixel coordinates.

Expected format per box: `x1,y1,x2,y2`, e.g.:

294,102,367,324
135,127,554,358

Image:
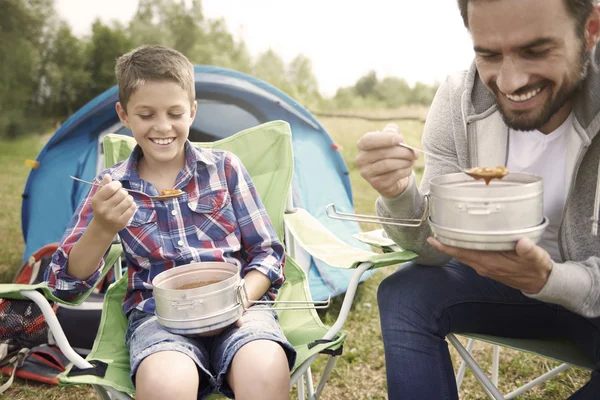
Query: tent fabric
20,65,371,300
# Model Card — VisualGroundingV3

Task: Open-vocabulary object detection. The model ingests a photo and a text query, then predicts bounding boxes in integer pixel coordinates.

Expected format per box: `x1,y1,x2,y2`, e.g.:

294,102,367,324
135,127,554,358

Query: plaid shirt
46,141,285,315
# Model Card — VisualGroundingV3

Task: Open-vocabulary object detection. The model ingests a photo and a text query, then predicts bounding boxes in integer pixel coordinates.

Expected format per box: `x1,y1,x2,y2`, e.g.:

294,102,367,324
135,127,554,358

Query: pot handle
325,194,430,227
237,280,330,311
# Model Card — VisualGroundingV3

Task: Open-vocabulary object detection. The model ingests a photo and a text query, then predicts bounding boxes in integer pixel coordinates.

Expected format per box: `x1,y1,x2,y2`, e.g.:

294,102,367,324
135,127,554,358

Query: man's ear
189,100,198,127
115,102,131,129
585,6,600,51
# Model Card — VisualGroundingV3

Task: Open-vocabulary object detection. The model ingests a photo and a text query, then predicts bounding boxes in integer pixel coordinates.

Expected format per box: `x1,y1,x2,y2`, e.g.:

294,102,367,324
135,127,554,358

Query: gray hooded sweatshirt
376,46,600,318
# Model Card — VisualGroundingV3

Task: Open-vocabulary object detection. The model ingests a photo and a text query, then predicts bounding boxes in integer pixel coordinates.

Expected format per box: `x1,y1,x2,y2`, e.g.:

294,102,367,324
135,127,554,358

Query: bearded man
355,0,600,398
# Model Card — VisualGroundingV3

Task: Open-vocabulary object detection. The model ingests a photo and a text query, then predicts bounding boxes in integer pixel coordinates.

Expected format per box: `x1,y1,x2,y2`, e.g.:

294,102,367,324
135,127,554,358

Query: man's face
469,0,589,133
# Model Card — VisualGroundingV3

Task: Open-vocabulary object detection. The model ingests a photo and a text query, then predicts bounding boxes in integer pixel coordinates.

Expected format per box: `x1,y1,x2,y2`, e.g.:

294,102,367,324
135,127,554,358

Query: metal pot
151,262,331,336
428,172,544,231
326,172,548,251
152,262,243,335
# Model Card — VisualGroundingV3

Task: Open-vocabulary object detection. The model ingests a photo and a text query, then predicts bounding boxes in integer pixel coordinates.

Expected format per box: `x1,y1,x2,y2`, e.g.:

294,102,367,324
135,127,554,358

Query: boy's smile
116,80,197,172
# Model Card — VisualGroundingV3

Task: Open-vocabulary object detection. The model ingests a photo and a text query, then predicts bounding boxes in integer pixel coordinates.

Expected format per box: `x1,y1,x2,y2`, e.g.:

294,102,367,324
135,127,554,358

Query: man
355,0,600,398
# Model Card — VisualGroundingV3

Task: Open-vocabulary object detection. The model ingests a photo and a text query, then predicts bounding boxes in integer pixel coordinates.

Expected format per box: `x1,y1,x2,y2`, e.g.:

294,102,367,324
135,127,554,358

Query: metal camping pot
428,172,544,231
152,262,243,335
151,261,330,336
326,172,548,251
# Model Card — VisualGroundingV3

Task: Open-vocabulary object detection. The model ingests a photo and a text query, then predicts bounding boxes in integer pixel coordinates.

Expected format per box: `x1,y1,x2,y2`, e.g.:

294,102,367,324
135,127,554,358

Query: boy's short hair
115,45,196,111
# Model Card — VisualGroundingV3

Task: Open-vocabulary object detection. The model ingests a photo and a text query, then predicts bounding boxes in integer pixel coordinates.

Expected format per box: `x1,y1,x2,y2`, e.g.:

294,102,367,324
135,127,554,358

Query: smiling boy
46,45,295,400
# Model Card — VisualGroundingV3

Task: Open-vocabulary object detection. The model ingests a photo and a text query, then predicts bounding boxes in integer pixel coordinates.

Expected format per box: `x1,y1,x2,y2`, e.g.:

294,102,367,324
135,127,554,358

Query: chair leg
492,345,500,386
305,367,315,398
456,338,475,389
313,356,339,400
447,334,505,400
297,374,306,400
504,363,570,400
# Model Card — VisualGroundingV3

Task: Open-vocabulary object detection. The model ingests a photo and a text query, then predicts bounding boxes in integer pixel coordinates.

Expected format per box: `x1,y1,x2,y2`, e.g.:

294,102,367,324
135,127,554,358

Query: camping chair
0,120,417,399
351,228,596,399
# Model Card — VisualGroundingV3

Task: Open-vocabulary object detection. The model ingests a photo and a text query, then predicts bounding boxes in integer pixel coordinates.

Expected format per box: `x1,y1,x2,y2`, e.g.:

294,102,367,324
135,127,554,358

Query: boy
46,45,295,400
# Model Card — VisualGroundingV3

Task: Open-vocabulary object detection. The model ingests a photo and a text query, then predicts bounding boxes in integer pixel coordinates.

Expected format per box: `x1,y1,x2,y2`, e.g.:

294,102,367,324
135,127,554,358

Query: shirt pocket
121,207,162,258
188,189,237,242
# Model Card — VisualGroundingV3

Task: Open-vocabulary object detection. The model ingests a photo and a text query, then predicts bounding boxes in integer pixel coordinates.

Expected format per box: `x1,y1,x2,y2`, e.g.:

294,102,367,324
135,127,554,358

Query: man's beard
493,45,589,132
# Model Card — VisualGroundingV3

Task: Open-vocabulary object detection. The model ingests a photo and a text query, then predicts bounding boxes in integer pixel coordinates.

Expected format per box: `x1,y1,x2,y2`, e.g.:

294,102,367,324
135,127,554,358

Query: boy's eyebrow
474,37,559,54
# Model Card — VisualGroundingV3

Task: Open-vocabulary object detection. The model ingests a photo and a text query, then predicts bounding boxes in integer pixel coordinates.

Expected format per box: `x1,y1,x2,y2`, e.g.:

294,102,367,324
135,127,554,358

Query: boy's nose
153,121,172,133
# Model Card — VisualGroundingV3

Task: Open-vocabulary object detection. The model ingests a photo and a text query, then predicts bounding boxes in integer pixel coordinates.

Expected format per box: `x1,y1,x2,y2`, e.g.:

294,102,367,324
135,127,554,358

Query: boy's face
116,80,197,167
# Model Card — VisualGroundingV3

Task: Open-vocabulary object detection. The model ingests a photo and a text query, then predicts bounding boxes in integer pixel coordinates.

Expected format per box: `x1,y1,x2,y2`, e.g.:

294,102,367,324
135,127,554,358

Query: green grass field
0,116,590,399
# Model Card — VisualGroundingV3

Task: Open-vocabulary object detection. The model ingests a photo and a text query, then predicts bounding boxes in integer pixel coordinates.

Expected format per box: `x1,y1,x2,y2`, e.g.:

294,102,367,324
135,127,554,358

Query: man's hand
427,236,553,294
91,174,137,234
355,123,420,198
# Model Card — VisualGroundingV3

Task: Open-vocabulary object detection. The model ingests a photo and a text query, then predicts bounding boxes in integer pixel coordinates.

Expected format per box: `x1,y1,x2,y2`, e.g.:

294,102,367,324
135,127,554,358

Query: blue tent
21,65,371,301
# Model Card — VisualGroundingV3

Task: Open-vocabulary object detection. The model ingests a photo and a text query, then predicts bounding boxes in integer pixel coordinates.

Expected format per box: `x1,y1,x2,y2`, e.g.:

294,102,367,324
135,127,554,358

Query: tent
20,65,372,301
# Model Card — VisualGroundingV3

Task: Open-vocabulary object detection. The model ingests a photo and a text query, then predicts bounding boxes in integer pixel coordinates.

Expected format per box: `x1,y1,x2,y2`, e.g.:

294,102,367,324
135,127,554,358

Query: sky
54,0,476,96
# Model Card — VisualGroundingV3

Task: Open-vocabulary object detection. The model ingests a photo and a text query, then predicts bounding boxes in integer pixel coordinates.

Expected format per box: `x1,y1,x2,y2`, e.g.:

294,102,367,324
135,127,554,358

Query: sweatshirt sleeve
524,257,600,317
376,74,467,266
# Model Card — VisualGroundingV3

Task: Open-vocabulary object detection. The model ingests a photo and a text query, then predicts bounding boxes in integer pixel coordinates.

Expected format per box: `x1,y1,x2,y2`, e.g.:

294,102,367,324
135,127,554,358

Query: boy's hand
91,174,137,234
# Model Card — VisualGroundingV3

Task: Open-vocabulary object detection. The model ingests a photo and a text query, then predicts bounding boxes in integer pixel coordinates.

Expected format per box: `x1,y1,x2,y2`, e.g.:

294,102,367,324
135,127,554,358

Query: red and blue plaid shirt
46,141,285,315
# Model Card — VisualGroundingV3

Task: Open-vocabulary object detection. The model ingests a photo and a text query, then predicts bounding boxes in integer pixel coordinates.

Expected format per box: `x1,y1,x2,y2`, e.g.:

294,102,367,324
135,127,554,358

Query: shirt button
171,210,178,216
177,240,183,246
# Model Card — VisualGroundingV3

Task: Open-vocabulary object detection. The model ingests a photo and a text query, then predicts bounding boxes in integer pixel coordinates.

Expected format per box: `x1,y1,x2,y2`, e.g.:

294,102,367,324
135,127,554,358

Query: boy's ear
115,102,131,129
189,100,198,127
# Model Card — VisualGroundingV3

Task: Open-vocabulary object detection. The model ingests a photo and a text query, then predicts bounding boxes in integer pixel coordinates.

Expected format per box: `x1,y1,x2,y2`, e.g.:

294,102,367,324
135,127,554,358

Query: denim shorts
125,305,297,399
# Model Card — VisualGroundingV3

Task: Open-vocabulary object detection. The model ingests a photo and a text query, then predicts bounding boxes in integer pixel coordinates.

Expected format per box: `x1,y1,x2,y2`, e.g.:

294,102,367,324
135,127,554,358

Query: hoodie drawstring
592,159,600,236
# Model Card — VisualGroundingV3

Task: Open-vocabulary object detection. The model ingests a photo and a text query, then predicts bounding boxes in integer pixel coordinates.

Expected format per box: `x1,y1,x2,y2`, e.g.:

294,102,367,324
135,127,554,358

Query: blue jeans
378,260,600,399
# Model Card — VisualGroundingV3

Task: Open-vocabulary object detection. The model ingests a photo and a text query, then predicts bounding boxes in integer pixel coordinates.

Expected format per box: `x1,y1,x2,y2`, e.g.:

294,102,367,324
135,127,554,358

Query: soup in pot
176,280,221,290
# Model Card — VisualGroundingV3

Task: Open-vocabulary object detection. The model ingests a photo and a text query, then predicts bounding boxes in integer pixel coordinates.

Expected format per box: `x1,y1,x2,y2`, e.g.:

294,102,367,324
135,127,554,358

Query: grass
0,116,591,399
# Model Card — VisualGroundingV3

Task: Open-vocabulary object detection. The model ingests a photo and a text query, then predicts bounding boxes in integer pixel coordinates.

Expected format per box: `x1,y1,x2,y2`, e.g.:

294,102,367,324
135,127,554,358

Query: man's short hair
115,45,195,111
457,0,597,37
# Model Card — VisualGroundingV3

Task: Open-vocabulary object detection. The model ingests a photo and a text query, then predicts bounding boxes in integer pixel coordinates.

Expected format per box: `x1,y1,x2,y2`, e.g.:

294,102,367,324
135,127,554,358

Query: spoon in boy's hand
69,176,185,200
397,142,509,185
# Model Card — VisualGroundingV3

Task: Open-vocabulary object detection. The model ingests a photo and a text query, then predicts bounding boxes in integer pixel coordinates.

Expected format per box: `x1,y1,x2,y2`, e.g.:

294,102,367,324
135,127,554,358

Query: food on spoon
465,166,509,185
160,188,184,196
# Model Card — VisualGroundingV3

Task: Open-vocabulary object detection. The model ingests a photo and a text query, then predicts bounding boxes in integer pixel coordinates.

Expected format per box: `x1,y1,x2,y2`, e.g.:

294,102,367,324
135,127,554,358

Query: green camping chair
351,228,595,399
0,120,417,399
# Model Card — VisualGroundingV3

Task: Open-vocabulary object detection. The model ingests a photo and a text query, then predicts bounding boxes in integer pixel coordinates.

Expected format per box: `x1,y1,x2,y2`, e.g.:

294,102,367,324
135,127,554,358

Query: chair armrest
352,228,403,253
284,208,417,270
0,244,123,306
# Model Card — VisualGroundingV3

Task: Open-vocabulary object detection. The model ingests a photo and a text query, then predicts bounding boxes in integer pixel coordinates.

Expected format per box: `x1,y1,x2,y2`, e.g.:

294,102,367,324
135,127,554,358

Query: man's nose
496,58,529,95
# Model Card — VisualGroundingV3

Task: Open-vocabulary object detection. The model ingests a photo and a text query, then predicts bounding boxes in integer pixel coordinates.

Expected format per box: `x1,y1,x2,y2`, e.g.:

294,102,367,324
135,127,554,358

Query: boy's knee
136,351,199,399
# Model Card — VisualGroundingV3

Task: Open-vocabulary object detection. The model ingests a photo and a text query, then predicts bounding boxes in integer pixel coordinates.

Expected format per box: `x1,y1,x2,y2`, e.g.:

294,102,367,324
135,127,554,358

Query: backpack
0,243,105,392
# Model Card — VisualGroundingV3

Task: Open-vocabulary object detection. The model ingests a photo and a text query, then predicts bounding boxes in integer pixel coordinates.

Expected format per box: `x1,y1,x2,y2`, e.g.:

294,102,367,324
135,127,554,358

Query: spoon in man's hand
397,142,509,184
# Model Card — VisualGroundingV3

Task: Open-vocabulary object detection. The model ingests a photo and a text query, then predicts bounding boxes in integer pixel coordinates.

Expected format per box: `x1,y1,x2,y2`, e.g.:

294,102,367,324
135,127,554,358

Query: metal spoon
398,142,509,184
69,176,184,200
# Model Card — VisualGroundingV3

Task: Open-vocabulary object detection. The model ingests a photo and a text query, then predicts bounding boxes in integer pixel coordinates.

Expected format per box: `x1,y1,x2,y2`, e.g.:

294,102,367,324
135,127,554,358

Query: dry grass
0,114,591,399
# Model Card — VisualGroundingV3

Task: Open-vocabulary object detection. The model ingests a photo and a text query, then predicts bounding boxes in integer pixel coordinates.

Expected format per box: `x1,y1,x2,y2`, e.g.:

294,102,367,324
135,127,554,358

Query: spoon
69,176,184,200
398,142,509,184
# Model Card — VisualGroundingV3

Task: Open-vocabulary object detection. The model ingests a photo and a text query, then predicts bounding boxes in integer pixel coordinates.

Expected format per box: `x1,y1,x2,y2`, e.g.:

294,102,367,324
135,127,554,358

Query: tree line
0,0,439,138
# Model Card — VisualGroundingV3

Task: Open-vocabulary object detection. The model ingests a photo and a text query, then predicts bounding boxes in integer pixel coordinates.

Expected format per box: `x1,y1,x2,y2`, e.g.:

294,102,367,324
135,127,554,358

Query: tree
252,49,293,94
0,0,55,136
42,22,90,116
374,76,412,107
287,54,321,105
85,20,133,100
354,70,378,98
